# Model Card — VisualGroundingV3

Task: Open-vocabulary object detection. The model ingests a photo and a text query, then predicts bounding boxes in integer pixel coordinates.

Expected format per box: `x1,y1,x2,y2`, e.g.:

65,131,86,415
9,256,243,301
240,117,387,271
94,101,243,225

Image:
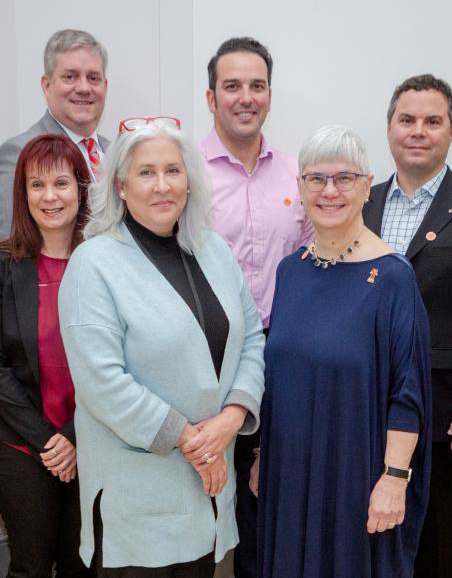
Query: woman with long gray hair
58,118,265,577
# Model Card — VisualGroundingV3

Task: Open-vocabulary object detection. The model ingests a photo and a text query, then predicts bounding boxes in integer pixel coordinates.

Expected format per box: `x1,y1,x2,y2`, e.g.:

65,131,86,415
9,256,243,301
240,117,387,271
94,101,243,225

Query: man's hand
447,421,452,450
249,454,260,497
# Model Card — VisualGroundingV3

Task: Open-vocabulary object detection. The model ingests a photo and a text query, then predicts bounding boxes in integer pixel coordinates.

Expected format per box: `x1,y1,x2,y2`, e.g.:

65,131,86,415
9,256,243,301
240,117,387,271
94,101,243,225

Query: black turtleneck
125,212,229,380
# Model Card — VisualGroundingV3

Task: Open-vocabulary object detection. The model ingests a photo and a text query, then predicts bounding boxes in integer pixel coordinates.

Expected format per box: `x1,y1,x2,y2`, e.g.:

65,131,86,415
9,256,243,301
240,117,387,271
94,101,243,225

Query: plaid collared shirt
381,165,447,254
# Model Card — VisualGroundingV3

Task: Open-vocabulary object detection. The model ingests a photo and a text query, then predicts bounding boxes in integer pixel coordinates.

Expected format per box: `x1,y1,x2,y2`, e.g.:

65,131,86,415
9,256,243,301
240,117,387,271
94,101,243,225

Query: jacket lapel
406,167,452,260
11,259,39,384
365,178,393,235
40,110,67,135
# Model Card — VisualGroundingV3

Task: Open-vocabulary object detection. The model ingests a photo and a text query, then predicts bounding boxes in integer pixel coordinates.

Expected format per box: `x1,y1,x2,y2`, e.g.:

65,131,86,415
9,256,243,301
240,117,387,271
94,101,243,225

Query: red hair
0,134,91,259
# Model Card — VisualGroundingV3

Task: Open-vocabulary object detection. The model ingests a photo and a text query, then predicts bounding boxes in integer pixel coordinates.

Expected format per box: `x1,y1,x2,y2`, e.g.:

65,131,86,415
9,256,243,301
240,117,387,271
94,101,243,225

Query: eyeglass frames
301,172,368,193
118,116,181,135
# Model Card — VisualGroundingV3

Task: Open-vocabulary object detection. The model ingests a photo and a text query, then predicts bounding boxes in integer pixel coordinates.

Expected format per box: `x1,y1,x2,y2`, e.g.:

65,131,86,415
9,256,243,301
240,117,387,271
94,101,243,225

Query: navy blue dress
258,251,431,578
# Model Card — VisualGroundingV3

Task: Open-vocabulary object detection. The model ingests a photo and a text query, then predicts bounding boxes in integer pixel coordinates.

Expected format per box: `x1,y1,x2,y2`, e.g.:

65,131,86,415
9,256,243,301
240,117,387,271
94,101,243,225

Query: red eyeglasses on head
118,116,181,136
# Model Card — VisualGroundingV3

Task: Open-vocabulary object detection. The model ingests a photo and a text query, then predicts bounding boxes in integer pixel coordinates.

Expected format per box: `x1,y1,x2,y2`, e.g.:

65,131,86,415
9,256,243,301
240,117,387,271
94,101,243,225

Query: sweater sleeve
223,247,265,434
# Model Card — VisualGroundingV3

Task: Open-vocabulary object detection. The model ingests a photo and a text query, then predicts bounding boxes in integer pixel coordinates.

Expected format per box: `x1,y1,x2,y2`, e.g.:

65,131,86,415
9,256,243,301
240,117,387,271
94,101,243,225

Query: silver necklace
307,238,360,269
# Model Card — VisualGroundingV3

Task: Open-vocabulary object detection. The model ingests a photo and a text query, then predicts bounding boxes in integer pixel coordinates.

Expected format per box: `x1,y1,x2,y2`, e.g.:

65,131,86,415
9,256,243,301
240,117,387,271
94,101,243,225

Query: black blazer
364,168,452,439
0,253,75,461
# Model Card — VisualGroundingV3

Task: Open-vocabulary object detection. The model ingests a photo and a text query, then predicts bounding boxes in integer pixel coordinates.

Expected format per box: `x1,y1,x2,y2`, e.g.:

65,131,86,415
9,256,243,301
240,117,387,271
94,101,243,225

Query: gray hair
84,122,211,254
44,29,108,78
298,125,369,175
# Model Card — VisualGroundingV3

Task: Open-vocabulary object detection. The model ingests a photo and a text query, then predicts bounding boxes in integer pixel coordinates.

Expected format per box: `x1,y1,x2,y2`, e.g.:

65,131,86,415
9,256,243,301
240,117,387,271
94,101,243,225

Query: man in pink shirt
200,37,313,578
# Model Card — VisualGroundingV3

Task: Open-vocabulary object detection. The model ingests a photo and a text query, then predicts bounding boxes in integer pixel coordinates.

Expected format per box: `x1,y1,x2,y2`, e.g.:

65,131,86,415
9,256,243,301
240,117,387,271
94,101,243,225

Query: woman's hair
84,122,211,254
298,125,369,175
0,134,90,259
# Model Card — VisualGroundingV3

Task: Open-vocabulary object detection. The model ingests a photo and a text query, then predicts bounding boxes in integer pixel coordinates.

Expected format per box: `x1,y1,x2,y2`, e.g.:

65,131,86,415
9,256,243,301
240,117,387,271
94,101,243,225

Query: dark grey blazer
0,111,109,241
364,168,452,440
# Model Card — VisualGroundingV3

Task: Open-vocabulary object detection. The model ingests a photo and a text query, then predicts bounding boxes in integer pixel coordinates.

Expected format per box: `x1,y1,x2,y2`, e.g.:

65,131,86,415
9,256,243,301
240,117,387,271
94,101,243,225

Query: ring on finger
204,452,215,464
52,449,58,457
388,523,396,529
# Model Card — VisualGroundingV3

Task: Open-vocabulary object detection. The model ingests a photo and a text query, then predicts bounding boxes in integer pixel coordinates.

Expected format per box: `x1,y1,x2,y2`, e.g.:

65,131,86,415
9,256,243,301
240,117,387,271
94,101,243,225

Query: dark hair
387,73,452,125
207,37,273,91
0,134,90,259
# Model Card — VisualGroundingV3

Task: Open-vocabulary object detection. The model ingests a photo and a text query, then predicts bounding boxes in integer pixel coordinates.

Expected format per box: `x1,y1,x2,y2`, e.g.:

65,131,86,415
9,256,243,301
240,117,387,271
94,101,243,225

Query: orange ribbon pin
367,268,379,283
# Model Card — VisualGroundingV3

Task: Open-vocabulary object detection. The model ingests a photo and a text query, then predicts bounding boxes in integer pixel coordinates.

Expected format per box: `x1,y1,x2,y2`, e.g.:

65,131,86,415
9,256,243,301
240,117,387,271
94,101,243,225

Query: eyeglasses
301,172,368,193
118,116,181,135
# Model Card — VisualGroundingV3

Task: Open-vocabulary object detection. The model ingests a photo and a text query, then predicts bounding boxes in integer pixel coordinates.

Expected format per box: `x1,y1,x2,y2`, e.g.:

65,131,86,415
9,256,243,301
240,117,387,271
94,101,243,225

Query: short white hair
298,125,369,175
84,122,210,254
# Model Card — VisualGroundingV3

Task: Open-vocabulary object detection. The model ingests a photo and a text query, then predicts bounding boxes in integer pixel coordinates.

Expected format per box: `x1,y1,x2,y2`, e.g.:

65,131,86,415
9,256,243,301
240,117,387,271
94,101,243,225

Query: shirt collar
203,128,273,164
47,108,101,148
388,164,447,201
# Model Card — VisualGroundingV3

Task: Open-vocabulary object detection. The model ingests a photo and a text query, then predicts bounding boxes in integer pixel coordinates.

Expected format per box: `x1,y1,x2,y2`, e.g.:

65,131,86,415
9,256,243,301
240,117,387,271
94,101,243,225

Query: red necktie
81,138,100,177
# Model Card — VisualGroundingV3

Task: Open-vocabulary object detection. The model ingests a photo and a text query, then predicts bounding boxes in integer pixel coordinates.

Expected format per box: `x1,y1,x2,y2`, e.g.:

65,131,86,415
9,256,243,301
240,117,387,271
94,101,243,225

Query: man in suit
199,37,313,578
0,29,109,240
363,73,452,578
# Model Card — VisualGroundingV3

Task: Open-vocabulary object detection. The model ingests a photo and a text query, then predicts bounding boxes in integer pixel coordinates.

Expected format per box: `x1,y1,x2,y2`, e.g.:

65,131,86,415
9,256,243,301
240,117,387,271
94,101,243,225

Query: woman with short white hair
59,118,265,577
255,126,431,578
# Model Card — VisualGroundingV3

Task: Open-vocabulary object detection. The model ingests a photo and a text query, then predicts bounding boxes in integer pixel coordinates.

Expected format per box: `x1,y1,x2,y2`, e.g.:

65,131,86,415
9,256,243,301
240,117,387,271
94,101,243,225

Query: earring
119,192,125,199
187,188,190,194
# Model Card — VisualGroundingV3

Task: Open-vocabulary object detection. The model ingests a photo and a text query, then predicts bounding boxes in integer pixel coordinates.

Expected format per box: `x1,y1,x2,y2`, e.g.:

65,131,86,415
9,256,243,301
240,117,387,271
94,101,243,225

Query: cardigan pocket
119,448,186,516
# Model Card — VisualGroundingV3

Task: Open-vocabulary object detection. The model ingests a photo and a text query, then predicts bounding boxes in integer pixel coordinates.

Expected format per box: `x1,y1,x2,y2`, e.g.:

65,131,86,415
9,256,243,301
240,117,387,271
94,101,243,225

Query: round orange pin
426,231,437,241
283,197,292,206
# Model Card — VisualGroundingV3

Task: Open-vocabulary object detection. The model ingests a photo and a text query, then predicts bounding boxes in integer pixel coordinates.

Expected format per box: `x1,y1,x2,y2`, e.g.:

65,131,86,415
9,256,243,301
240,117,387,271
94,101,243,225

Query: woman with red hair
0,134,91,577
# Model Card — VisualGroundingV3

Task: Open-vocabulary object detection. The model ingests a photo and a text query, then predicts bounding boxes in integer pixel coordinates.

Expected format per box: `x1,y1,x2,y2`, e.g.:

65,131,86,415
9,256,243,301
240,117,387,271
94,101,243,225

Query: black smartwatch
383,464,412,483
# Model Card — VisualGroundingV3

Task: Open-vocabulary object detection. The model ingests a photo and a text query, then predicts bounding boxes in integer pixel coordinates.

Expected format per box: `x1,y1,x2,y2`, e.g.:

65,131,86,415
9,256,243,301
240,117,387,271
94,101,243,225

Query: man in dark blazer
0,29,109,240
363,73,452,578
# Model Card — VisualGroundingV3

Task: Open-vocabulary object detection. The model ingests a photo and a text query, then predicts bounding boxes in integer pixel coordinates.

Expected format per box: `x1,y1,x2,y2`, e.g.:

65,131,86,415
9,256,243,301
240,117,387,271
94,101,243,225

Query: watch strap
383,464,412,482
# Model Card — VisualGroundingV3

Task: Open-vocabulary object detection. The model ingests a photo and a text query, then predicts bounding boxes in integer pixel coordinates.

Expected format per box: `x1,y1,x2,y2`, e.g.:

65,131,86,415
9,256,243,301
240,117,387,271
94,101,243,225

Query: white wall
1,0,451,183
193,0,452,182
0,0,193,142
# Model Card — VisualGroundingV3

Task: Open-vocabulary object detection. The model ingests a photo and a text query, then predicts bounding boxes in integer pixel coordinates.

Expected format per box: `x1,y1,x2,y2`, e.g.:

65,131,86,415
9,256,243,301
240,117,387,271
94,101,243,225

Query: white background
1,0,451,183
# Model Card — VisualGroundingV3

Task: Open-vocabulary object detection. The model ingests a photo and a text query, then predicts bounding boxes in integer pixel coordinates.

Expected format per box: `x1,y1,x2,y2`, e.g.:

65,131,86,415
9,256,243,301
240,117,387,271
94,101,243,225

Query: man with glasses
200,36,313,578
0,29,109,240
363,73,452,578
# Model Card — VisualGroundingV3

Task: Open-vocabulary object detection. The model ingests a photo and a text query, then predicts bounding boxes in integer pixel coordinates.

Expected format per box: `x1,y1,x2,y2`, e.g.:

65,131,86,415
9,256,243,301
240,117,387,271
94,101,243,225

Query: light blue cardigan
58,224,265,568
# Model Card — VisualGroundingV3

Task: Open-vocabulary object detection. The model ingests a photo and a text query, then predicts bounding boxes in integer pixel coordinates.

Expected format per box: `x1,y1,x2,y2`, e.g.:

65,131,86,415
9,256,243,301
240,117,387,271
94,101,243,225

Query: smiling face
118,137,189,236
27,162,79,239
388,89,452,181
41,48,107,137
299,160,372,233
206,51,271,148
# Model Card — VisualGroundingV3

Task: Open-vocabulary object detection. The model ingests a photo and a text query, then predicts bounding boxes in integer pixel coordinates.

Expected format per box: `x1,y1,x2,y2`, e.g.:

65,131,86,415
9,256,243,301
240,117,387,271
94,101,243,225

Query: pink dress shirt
200,129,314,328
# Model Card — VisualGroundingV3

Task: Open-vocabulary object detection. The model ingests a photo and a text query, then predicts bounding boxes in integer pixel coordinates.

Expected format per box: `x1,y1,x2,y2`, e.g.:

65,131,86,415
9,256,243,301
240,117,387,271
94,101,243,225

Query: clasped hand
40,433,77,483
178,406,247,496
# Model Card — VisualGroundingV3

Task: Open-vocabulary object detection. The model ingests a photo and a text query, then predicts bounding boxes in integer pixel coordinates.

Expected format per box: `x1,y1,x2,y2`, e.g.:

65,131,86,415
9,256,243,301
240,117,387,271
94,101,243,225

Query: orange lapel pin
367,268,379,283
